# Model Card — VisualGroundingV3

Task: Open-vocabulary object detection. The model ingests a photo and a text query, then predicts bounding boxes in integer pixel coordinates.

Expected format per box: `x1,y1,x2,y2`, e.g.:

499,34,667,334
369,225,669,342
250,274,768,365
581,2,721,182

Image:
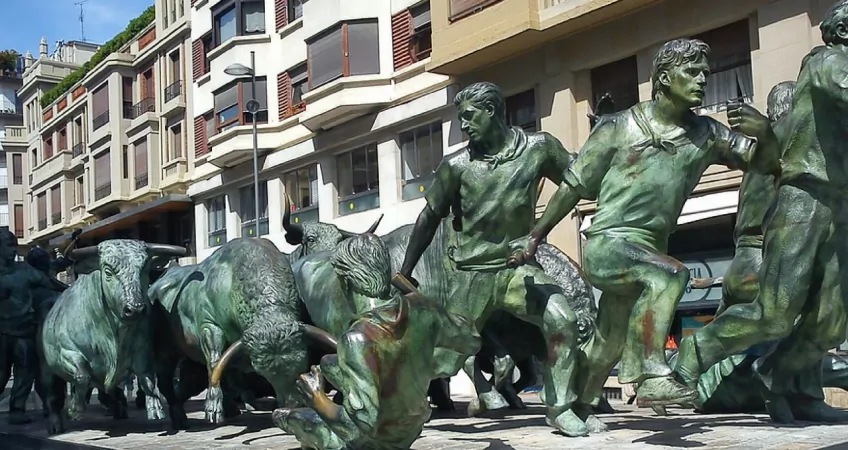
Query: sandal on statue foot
791,400,848,423
546,408,589,437
635,376,697,407
573,402,609,433
467,391,508,417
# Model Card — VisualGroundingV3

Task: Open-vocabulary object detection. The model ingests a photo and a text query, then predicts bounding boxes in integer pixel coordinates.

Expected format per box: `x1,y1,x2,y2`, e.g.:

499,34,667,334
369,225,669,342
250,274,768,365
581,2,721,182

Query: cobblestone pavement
3,394,848,449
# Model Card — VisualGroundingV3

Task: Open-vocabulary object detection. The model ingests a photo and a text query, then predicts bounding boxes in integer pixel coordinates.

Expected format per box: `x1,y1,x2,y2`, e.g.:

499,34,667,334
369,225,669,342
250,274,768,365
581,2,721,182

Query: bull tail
210,325,338,386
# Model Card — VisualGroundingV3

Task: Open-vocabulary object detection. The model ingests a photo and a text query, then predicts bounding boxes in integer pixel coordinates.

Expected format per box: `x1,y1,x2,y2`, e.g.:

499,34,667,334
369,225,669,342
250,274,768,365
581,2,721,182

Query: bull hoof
47,413,65,435
505,394,526,410
205,386,226,424
146,397,167,421
467,391,509,417
169,405,189,430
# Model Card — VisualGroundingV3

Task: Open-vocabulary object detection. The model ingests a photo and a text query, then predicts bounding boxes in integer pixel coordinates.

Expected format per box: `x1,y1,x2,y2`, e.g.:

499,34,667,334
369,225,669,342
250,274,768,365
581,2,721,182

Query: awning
579,190,739,233
48,194,192,246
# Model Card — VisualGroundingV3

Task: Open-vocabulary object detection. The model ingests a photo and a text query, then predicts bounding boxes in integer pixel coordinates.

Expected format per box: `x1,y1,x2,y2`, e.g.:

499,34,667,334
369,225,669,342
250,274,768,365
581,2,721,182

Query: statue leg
7,336,37,424
500,265,588,437
106,385,128,420
57,349,90,421
155,352,188,430
199,322,226,424
273,407,347,450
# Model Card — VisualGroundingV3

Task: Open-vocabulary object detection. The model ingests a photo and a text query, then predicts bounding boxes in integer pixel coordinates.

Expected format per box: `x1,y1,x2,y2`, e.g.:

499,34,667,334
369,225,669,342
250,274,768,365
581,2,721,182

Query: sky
0,0,154,56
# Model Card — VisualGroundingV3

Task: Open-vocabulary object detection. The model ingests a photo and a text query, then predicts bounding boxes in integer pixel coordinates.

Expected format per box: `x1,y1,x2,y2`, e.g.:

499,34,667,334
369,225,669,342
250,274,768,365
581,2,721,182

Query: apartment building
0,39,99,256
14,3,197,254
0,60,24,235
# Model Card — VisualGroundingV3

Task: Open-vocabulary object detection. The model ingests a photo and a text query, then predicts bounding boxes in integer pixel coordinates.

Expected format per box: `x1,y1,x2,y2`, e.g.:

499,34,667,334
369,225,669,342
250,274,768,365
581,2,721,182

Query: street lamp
224,51,263,237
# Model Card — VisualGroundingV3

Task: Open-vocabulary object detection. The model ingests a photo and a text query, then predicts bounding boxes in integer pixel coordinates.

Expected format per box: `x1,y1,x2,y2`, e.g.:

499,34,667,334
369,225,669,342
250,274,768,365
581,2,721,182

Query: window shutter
192,39,204,80
392,10,413,71
275,0,288,31
194,115,208,157
277,71,291,120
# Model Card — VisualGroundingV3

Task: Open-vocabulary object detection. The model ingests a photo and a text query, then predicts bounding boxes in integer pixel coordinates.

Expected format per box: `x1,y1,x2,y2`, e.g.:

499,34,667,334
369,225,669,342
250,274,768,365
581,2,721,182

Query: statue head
766,81,796,123
26,247,51,273
0,230,18,264
453,82,508,144
651,38,711,108
330,233,391,300
821,0,848,46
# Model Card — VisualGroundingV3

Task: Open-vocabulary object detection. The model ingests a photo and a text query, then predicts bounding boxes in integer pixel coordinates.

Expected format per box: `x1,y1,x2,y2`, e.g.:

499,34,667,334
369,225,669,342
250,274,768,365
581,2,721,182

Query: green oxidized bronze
399,81,589,437
275,234,480,449
675,0,848,423
515,37,781,430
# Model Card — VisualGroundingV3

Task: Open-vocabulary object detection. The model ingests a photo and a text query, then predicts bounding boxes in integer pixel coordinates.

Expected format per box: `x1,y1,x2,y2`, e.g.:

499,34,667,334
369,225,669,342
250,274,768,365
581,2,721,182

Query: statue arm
399,160,457,278
319,332,381,438
713,118,781,176
814,51,848,106
530,119,618,244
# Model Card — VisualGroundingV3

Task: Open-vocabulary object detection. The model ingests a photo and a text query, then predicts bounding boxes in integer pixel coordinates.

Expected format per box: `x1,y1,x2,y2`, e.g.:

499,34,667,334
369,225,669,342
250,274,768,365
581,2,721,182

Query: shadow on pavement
0,433,109,450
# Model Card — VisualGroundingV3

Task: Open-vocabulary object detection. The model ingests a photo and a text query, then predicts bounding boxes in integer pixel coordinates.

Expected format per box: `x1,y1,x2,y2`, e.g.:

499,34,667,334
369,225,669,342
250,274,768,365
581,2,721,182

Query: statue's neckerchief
468,126,528,169
630,103,713,155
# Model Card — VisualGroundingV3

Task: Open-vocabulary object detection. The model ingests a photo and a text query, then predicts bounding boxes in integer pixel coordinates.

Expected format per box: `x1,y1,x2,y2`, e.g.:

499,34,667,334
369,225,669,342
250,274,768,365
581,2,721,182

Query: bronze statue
675,0,848,423
513,38,780,431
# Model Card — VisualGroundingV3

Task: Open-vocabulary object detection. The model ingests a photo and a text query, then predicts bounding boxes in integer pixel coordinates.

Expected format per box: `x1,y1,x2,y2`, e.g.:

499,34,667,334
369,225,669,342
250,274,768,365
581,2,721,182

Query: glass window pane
347,21,380,76
308,27,343,88
400,131,417,181
218,104,239,124
214,84,239,112
420,123,443,175
337,153,353,198
242,1,265,33
217,7,236,43
367,145,379,190
351,148,368,194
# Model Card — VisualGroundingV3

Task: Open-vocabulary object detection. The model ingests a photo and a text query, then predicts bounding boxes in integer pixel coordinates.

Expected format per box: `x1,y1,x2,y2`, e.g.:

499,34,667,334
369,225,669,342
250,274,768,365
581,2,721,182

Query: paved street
3,393,848,449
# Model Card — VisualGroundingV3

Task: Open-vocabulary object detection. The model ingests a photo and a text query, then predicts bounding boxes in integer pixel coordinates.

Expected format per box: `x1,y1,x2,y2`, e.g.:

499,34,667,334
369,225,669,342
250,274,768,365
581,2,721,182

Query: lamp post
224,51,263,236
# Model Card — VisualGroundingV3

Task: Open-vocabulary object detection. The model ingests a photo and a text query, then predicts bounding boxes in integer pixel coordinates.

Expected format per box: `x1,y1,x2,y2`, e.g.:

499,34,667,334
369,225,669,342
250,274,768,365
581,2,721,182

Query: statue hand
296,365,325,406
71,229,82,240
506,235,541,268
727,102,770,138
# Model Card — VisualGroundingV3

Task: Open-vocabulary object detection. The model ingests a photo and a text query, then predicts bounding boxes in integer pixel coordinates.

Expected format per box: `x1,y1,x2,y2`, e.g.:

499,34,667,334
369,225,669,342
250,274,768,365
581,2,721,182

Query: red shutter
277,71,291,121
194,115,208,157
192,39,204,81
275,0,288,31
392,10,413,72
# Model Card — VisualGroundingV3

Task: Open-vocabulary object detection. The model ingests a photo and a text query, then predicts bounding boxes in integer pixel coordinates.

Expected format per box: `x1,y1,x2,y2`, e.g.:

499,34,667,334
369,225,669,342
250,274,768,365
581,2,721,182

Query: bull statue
39,239,187,434
148,237,335,429
282,198,597,415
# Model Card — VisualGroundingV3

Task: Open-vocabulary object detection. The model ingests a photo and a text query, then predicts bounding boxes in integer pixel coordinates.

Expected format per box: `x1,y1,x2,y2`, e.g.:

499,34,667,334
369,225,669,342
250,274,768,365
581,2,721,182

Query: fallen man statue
273,234,481,450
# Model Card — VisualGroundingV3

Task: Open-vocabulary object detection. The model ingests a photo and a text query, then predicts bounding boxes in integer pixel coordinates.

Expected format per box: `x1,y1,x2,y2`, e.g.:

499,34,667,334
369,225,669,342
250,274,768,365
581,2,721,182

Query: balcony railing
0,98,20,115
37,218,47,231
51,213,61,226
0,213,8,227
72,142,85,158
3,126,25,139
164,80,182,103
13,175,22,184
129,97,155,120
135,173,149,189
93,111,110,130
95,184,111,201
0,175,7,188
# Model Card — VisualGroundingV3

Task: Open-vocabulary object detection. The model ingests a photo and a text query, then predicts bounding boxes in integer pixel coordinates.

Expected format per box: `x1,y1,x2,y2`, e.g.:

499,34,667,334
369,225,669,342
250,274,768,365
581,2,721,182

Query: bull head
282,195,383,252
71,240,188,320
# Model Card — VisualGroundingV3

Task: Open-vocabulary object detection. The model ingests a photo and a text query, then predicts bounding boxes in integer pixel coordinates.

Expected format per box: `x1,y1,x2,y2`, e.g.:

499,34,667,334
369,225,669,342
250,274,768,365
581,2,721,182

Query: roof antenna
74,0,88,42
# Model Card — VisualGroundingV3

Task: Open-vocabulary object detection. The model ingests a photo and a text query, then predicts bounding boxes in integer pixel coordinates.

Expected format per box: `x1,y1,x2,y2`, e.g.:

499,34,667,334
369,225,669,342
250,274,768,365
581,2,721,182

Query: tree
0,50,20,73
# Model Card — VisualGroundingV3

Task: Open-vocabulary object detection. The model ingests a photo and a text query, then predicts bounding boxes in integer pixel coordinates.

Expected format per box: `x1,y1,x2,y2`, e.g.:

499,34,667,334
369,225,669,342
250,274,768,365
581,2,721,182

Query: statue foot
763,395,795,424
47,412,65,435
651,405,668,416
467,391,509,417
791,400,848,423
573,402,609,433
145,396,167,421
492,355,516,388
204,386,226,424
112,398,128,420
545,408,589,437
273,407,345,450
169,405,189,430
635,376,698,407
593,397,616,415
504,391,526,410
8,412,32,425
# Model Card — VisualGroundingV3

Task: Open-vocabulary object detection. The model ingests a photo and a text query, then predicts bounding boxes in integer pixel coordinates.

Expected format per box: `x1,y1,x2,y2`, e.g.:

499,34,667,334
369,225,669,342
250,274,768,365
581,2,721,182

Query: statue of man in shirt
511,38,781,431
398,81,589,436
675,1,848,423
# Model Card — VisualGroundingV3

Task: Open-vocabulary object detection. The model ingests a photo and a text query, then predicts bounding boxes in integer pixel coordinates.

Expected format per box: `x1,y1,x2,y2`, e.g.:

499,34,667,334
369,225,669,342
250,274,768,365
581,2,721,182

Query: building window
692,20,753,114
410,2,432,62
307,20,380,89
337,144,379,216
94,151,111,201
134,138,149,190
122,145,129,179
589,56,639,127
92,82,110,130
239,182,269,237
75,176,84,205
400,122,442,201
206,195,227,247
506,89,538,132
13,204,23,238
450,0,502,22
213,0,266,47
169,123,183,161
213,77,268,132
72,117,85,157
11,154,21,185
30,149,37,172
51,186,61,226
283,165,319,223
43,136,53,160
290,64,308,115
37,193,46,231
58,127,68,151
289,0,308,20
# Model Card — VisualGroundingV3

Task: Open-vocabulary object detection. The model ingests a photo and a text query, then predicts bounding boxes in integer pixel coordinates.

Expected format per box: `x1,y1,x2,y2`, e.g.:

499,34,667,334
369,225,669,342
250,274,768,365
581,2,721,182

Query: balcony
0,98,21,117
299,75,393,131
95,184,111,201
127,97,158,136
1,126,26,145
38,219,47,231
129,97,155,120
164,80,182,103
93,111,110,130
135,172,149,190
72,142,85,158
51,213,62,226
31,151,73,188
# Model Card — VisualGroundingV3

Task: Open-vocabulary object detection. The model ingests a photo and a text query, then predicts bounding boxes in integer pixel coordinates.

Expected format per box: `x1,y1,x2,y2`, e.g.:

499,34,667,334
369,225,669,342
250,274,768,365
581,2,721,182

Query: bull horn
303,324,337,351
210,340,245,389
690,276,723,290
70,246,99,261
339,214,384,238
145,243,188,258
282,195,304,245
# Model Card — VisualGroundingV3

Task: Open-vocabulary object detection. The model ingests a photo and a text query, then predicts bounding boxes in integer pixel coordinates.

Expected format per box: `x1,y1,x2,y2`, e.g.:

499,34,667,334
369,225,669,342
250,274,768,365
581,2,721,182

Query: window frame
410,2,432,62
306,19,380,90
336,143,379,201
505,88,539,132
399,121,443,184
212,0,267,48
212,76,268,133
283,164,319,212
289,63,309,113
691,20,753,114
12,154,22,185
238,181,269,237
289,0,308,21
206,194,227,247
